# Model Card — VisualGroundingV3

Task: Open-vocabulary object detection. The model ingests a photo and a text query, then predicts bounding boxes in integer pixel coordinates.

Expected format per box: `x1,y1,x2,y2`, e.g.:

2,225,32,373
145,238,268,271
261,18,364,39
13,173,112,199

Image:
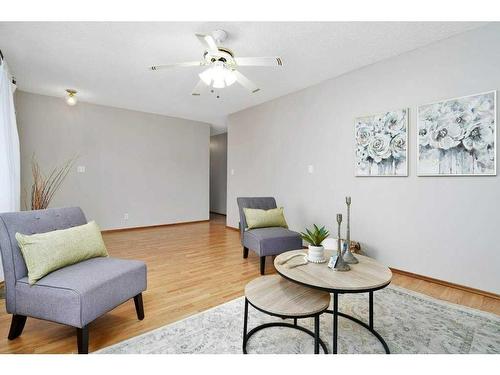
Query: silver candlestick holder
332,214,350,272
343,196,358,264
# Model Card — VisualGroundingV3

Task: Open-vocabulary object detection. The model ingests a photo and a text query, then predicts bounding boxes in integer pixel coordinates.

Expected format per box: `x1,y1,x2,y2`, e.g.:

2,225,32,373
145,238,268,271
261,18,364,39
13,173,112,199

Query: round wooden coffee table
243,275,330,354
274,250,392,354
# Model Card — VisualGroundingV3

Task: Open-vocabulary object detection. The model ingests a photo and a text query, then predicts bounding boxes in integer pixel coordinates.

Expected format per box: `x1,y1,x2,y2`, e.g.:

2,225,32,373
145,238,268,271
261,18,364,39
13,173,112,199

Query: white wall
210,133,227,215
227,24,500,294
16,91,210,230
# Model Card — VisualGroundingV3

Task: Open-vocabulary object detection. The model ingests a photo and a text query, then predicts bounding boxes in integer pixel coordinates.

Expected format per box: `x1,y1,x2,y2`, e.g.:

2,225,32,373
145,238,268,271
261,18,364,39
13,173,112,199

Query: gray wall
210,133,227,215
16,91,210,230
227,24,500,293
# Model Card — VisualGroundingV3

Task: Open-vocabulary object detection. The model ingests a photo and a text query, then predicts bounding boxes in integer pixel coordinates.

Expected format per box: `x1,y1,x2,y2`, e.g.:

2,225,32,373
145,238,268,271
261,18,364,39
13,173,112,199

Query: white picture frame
416,90,497,176
354,108,409,177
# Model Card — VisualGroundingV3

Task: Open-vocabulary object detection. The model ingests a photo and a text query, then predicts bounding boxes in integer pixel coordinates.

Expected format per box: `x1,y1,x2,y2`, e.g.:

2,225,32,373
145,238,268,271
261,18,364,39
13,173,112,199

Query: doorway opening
209,132,227,224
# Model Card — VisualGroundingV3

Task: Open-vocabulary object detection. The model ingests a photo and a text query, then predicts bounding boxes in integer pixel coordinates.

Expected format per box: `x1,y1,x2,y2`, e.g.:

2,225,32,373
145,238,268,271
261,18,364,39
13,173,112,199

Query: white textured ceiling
0,22,486,134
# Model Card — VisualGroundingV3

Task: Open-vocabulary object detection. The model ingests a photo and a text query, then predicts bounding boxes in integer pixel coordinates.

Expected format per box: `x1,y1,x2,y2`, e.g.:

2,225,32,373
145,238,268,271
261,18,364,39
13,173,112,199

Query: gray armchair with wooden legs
237,197,302,275
0,207,147,354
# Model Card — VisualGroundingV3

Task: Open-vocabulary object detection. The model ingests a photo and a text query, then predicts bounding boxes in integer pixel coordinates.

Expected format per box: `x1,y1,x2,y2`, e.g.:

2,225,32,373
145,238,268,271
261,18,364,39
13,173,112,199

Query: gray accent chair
237,197,302,275
0,207,147,354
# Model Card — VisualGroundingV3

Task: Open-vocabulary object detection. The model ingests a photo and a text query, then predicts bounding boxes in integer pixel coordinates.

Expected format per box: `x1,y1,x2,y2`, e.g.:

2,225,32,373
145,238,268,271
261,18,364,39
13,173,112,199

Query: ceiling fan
149,30,283,96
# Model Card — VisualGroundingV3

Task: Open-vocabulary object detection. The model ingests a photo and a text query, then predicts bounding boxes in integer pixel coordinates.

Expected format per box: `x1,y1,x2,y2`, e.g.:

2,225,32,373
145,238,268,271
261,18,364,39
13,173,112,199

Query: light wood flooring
0,213,498,353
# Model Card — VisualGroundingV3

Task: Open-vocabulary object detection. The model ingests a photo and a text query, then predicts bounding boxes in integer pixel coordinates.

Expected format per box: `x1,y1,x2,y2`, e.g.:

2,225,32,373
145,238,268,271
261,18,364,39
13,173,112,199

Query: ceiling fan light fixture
212,76,226,89
224,70,236,86
199,68,213,86
65,89,78,106
199,63,236,89
211,63,225,80
150,31,282,96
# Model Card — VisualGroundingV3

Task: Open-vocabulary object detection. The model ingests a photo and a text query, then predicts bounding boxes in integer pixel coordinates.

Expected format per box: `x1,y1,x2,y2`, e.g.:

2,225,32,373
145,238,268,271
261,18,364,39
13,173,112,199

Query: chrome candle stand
332,214,350,271
342,196,359,264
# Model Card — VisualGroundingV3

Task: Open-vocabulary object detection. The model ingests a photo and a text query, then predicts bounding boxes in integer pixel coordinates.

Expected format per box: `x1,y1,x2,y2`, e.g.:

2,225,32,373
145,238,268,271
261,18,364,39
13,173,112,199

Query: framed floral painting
417,91,496,176
355,108,408,176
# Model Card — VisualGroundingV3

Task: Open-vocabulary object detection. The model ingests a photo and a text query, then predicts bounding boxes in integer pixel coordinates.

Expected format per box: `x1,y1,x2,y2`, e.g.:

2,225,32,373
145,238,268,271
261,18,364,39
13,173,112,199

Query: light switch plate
308,165,314,174
230,169,235,175
77,166,86,173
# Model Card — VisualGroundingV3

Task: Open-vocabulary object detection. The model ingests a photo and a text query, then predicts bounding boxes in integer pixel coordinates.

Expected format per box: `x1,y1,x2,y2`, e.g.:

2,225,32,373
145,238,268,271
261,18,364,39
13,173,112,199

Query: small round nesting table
243,275,330,354
274,250,392,354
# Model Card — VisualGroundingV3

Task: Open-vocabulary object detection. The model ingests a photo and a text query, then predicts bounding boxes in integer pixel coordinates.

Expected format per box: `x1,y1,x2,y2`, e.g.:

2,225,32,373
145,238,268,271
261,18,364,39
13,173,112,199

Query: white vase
307,245,326,263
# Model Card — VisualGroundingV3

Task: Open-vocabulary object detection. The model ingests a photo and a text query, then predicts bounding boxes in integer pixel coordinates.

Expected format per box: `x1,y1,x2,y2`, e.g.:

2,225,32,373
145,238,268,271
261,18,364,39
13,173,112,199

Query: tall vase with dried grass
25,155,76,210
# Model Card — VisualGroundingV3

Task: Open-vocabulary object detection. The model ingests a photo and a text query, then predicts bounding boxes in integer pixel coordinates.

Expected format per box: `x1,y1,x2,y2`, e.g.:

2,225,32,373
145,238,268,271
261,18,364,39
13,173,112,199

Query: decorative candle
336,214,342,257
346,196,351,251
343,196,358,264
332,213,350,271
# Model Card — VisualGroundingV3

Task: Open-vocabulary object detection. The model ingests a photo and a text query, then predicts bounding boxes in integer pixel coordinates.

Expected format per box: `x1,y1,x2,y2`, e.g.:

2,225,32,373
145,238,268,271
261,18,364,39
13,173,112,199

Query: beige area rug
97,285,500,354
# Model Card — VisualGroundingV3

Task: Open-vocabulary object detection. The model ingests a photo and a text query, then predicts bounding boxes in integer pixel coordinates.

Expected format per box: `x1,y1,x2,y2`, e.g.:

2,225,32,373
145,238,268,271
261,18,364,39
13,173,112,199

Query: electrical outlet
77,166,86,173
308,165,314,174
123,213,129,220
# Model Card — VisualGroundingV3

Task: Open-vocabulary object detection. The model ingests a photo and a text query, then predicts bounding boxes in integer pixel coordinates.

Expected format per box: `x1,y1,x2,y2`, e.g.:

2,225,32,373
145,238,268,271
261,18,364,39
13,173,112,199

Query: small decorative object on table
300,224,329,263
350,241,361,254
342,196,358,264
329,214,350,271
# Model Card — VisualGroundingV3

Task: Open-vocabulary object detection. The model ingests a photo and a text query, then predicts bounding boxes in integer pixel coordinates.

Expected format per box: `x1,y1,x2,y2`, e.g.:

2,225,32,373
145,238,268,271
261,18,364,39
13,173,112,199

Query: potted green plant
300,224,329,263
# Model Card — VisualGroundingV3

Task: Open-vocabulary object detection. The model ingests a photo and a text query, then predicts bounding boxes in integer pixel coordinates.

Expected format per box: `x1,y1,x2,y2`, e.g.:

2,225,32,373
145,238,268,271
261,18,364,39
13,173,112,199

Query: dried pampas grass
26,155,76,210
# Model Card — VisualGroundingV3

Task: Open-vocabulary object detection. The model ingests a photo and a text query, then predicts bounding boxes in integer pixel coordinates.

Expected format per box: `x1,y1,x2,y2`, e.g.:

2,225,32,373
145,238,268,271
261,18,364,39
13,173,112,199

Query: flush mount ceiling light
65,89,78,106
149,29,283,96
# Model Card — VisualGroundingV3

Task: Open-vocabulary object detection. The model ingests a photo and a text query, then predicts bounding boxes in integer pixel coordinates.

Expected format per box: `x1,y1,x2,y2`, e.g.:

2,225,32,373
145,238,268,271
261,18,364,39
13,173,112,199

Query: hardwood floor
0,213,498,353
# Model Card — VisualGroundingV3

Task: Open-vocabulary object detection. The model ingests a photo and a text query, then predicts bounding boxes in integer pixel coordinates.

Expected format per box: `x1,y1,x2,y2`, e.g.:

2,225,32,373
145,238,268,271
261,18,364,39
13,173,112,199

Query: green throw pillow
16,221,108,285
243,207,289,230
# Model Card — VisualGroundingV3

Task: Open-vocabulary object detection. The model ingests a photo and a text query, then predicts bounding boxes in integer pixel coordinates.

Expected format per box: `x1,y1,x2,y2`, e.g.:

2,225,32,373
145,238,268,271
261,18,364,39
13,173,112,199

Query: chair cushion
243,227,302,256
14,257,147,328
243,207,288,230
16,221,109,285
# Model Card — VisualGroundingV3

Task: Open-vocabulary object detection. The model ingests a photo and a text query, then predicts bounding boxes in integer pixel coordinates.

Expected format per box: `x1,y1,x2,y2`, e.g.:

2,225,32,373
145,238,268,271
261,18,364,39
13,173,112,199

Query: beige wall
15,91,210,230
227,24,500,293
210,133,227,215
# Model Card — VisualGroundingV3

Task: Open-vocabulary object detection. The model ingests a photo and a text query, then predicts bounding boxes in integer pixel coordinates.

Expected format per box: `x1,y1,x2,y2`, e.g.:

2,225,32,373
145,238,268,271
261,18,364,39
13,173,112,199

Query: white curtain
0,61,19,212
0,60,20,282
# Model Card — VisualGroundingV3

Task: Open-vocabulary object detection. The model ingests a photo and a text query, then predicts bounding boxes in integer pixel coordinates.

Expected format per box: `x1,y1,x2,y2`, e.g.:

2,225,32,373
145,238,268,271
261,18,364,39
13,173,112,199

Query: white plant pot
307,245,326,263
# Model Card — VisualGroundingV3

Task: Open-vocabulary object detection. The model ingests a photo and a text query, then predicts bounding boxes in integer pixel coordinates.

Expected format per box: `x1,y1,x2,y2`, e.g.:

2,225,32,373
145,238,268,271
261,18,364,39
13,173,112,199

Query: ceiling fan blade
150,61,203,71
232,70,260,93
191,79,208,96
195,33,219,54
234,57,283,67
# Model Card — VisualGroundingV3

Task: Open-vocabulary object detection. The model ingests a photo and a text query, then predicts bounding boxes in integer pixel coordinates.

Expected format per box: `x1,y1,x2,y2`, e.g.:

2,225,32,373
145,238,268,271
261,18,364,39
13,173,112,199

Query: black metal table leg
325,291,390,354
314,315,320,354
275,264,392,354
333,293,338,354
369,291,373,330
242,298,249,351
242,299,328,354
